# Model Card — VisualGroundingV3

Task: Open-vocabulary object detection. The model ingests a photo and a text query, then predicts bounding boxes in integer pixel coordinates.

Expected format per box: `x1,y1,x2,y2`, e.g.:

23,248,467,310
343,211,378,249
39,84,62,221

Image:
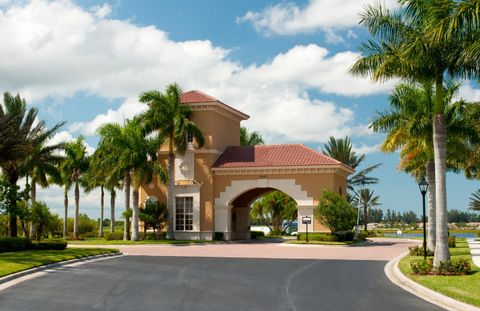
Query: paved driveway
0,238,445,311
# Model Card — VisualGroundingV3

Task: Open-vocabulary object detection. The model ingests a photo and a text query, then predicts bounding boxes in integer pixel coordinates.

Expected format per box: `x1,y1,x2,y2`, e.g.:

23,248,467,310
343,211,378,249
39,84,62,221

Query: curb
384,252,480,311
0,251,123,291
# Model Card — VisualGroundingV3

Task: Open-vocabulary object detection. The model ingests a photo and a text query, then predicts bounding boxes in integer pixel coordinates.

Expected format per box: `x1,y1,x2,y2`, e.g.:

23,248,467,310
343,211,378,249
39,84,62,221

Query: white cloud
70,97,147,136
47,130,95,155
91,3,111,19
353,143,380,155
457,81,480,102
237,0,398,38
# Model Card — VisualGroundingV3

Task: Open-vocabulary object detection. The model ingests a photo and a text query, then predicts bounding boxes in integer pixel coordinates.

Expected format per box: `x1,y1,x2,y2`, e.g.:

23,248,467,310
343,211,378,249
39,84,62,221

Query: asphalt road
0,256,445,311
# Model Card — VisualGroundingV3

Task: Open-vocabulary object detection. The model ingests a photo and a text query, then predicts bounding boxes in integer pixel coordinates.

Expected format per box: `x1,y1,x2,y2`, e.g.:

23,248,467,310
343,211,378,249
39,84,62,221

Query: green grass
68,238,219,245
0,248,119,278
286,240,357,245
399,239,480,306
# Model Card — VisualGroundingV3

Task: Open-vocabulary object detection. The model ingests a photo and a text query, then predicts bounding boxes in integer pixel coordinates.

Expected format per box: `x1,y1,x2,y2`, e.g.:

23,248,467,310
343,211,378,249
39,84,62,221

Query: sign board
302,216,311,225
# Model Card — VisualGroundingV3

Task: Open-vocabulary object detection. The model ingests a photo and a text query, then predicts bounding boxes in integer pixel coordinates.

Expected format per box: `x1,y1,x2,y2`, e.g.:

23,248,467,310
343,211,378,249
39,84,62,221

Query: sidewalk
467,238,480,268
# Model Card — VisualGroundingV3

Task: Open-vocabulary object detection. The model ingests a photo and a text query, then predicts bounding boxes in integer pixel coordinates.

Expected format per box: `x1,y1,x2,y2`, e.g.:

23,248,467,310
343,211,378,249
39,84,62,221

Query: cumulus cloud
457,81,480,102
353,143,380,155
47,130,95,155
237,0,397,39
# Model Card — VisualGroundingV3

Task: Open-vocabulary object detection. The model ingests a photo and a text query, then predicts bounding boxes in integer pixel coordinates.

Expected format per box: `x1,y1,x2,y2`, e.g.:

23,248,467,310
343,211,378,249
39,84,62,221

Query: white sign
302,216,312,224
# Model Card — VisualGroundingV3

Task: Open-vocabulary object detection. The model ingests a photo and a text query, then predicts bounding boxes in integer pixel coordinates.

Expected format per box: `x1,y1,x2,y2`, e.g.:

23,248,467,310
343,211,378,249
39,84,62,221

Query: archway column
214,205,232,240
297,205,315,233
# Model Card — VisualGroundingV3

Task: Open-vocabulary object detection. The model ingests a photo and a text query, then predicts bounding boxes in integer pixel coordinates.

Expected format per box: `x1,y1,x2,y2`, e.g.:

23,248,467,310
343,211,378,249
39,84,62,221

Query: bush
451,257,471,275
408,245,434,256
334,231,354,241
357,231,368,241
214,232,224,241
139,232,166,240
297,233,339,242
410,259,433,275
0,237,32,252
251,231,265,239
104,231,124,241
315,190,356,233
0,237,67,252
32,239,67,250
448,236,456,248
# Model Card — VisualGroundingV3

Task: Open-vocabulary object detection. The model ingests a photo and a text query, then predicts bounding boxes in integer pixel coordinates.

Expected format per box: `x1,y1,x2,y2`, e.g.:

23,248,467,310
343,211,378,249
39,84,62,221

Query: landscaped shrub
32,239,67,250
410,259,433,275
334,231,354,241
411,258,471,276
104,231,123,241
214,232,224,241
297,233,339,242
357,231,368,241
251,231,265,239
139,232,166,240
448,236,456,248
408,245,434,256
0,237,32,253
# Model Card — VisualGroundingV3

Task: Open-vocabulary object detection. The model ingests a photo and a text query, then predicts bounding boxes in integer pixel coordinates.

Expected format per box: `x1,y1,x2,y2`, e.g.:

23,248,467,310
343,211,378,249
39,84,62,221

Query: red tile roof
180,90,219,104
213,144,344,169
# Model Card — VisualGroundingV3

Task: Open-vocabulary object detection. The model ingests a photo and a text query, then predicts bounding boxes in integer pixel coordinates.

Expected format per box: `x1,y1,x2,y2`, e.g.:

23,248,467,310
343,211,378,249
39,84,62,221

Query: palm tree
470,189,480,211
96,119,167,241
352,188,381,231
59,170,72,238
139,83,205,239
251,191,297,234
0,92,63,237
240,127,265,146
322,136,381,189
83,169,106,237
61,137,89,239
349,1,478,265
370,81,476,250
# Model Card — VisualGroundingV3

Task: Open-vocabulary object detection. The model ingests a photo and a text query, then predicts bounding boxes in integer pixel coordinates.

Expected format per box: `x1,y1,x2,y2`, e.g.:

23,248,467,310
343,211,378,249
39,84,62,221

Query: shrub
214,232,224,241
357,231,368,241
139,232,166,240
297,233,339,242
334,231,354,241
408,245,434,256
32,239,67,250
410,259,433,275
448,236,456,248
315,190,356,233
104,231,123,241
432,258,472,275
251,231,265,239
0,237,32,252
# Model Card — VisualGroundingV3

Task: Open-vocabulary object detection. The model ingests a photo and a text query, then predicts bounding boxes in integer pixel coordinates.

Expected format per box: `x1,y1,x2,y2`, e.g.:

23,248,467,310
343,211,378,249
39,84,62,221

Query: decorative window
175,196,193,231
187,131,193,143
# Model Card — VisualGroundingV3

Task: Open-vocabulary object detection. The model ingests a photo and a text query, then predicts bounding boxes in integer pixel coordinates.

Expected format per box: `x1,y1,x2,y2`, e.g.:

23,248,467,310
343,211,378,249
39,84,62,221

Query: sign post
302,216,312,242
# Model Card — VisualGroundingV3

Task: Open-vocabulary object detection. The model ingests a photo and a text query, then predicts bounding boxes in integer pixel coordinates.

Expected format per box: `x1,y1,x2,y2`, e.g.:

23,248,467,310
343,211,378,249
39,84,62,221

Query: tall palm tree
61,137,89,239
353,188,381,231
139,83,205,239
83,169,105,237
349,0,478,265
470,189,480,211
97,119,167,241
240,127,265,146
371,81,476,250
0,92,63,237
322,136,381,190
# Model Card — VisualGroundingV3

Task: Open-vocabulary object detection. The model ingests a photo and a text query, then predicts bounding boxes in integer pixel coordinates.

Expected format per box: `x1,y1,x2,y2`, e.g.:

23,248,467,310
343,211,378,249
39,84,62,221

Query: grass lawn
0,248,119,278
399,239,480,307
68,238,219,245
285,240,357,245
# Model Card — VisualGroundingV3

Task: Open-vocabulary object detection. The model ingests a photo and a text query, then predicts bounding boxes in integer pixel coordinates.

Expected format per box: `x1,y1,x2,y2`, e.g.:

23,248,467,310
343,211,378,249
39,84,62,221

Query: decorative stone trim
188,102,249,122
215,179,313,207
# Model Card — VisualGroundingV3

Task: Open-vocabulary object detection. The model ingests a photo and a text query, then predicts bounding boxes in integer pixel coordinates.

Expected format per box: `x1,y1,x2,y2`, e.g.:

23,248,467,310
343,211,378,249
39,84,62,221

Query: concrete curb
0,251,123,292
384,252,480,311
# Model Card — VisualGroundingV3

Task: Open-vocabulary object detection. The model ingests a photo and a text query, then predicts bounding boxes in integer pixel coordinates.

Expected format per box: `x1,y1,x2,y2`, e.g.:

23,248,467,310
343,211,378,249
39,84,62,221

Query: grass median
398,239,480,307
0,248,119,278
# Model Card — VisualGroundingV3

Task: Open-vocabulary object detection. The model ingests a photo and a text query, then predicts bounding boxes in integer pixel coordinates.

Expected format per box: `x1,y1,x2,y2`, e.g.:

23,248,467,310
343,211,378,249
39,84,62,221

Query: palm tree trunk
8,173,18,237
363,202,368,231
433,75,450,265
74,181,80,239
166,144,175,240
63,188,68,238
30,180,37,238
99,186,104,237
110,189,116,233
426,161,436,251
123,173,131,241
131,187,139,241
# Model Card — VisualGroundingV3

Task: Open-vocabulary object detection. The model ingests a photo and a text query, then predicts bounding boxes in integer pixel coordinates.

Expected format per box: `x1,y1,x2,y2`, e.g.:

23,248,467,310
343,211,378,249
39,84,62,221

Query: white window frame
175,196,194,231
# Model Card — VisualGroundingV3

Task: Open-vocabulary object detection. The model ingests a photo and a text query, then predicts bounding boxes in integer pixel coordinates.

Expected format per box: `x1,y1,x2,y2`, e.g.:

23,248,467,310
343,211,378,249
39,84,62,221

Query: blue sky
1,0,479,219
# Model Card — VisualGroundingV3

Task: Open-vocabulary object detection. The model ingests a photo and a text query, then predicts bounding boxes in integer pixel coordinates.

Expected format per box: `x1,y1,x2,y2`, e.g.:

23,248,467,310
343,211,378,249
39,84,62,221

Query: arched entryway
214,179,315,240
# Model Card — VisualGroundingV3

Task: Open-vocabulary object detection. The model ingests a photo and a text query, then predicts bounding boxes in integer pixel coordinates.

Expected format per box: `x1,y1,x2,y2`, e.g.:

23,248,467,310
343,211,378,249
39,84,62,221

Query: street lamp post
418,176,429,260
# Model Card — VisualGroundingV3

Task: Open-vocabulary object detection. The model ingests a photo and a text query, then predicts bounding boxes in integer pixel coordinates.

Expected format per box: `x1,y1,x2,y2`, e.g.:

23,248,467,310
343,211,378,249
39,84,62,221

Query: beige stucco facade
139,91,353,240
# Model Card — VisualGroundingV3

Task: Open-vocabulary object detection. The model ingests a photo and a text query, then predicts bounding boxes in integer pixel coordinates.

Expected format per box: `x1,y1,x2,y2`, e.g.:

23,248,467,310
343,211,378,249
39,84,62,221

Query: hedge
0,237,68,253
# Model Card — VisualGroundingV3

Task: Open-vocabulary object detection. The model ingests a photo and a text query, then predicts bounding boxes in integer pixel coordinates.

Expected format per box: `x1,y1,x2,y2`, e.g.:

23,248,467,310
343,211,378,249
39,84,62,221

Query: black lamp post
418,176,429,260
